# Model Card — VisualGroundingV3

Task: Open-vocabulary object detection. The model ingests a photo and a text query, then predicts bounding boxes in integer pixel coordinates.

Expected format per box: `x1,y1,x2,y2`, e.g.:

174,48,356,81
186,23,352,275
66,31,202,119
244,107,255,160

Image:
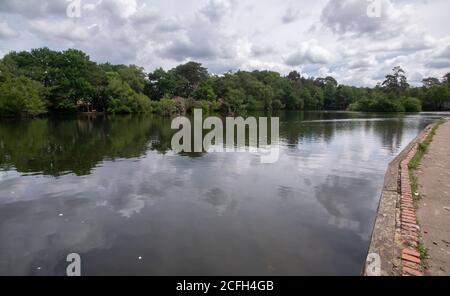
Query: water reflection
0,112,447,275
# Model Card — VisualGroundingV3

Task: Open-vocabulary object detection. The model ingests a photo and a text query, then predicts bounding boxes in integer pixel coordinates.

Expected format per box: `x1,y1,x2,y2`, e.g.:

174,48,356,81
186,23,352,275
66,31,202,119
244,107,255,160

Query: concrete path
416,120,450,276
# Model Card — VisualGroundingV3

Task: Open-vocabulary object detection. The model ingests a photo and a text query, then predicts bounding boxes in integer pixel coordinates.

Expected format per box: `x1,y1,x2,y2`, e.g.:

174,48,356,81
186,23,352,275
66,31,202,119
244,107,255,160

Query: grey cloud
100,0,138,19
438,45,450,59
154,17,184,33
199,0,235,23
161,39,218,61
285,41,333,66
159,29,237,63
251,44,275,57
0,21,18,38
282,7,300,24
130,5,160,27
0,0,449,87
29,19,97,41
348,56,376,69
0,0,67,18
320,0,405,39
426,59,450,69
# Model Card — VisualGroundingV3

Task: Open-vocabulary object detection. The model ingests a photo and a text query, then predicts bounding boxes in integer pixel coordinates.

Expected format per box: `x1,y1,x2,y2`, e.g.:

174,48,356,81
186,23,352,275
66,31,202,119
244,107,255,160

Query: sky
0,0,449,86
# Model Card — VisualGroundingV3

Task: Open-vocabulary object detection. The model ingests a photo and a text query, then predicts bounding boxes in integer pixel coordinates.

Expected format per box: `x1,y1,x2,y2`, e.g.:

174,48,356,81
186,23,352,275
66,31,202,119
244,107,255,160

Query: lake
0,111,447,275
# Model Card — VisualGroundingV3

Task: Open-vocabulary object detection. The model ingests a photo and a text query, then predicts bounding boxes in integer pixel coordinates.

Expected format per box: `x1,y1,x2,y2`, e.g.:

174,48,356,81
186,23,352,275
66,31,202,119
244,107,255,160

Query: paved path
416,120,450,276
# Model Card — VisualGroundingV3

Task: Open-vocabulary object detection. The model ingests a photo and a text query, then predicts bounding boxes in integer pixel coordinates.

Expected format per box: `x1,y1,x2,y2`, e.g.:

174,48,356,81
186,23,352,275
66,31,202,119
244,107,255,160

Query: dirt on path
416,120,450,276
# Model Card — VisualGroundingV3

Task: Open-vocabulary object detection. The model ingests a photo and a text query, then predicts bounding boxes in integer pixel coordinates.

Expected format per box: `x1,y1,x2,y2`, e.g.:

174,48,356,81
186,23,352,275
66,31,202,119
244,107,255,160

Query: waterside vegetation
1,48,450,117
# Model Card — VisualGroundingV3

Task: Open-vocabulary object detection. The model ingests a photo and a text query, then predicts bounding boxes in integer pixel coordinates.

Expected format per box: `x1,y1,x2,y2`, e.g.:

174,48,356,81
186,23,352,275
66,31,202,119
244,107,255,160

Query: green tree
105,72,151,113
382,66,409,96
0,76,47,116
223,88,246,113
443,73,450,85
192,79,216,101
171,61,208,97
422,77,440,88
402,97,422,112
109,64,146,94
146,68,177,100
423,85,450,111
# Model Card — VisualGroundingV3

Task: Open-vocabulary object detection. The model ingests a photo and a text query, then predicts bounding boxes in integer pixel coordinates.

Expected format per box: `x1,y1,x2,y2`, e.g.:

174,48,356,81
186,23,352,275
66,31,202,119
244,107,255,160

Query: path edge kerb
363,122,437,276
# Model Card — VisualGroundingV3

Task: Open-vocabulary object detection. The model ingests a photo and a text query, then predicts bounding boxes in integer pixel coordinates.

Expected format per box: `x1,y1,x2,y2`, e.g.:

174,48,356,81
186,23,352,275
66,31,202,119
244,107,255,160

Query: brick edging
397,126,434,276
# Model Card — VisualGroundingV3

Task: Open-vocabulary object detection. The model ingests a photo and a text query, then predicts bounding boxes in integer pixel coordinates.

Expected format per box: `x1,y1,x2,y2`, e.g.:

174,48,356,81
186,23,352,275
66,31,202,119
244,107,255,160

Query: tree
443,73,450,85
86,61,108,111
0,76,47,116
287,71,301,82
105,72,151,114
422,77,440,88
35,49,97,111
403,97,422,112
382,66,409,95
115,65,146,94
223,88,246,113
423,85,450,111
335,85,354,110
171,61,208,98
192,79,216,101
146,68,177,100
0,62,11,82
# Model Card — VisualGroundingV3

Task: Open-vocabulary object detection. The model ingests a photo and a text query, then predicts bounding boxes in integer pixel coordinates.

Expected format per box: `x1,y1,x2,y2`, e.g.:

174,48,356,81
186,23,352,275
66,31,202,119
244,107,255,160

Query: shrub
403,97,422,112
0,76,47,116
150,98,177,116
105,72,152,114
369,95,405,112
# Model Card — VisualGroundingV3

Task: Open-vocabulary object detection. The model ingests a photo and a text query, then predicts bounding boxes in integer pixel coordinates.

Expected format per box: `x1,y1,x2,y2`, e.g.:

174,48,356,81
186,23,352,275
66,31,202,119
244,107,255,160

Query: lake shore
365,118,449,276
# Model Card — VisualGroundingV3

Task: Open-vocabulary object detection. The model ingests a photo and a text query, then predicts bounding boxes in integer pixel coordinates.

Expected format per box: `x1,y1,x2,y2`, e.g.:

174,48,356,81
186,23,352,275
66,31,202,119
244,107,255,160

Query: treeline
1,48,449,117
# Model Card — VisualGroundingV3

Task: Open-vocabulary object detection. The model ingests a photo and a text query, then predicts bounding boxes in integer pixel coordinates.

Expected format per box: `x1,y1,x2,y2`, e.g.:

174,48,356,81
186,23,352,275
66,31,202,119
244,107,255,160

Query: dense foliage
1,48,449,116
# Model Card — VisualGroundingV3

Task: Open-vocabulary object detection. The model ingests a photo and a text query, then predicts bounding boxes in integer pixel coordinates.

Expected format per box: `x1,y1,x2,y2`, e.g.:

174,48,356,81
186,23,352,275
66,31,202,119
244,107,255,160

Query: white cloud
29,19,97,41
0,0,449,86
285,40,334,66
102,0,138,18
199,0,236,23
320,0,411,39
0,21,18,38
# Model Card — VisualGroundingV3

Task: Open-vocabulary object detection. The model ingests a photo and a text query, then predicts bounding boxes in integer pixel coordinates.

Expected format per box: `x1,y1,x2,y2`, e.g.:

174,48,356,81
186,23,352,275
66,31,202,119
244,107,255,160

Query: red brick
402,216,416,222
402,222,418,228
403,209,416,215
402,214,415,220
403,261,419,269
401,200,413,204
403,248,421,258
401,225,418,233
402,253,421,264
402,218,417,225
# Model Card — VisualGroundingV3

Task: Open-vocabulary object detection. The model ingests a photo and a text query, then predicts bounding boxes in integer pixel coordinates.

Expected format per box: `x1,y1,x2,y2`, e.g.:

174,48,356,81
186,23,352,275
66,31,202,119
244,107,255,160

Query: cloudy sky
0,0,449,86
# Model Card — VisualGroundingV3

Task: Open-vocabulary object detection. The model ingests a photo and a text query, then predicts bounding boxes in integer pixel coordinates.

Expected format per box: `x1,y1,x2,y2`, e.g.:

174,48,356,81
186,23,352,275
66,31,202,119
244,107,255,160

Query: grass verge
407,119,445,266
408,120,444,201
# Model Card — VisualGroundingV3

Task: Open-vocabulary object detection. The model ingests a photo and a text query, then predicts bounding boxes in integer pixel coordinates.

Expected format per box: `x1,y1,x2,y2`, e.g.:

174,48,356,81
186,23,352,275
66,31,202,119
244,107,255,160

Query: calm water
0,111,447,275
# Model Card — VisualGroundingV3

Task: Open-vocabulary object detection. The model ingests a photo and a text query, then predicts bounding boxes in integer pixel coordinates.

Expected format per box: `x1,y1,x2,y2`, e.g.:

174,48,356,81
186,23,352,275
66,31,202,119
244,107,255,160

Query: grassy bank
407,119,446,262
408,120,445,203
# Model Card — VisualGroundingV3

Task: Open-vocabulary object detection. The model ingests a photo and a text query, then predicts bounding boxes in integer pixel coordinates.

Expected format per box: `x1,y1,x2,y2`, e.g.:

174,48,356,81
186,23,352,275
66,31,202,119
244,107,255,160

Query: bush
369,95,404,112
0,76,47,116
105,72,151,114
132,93,152,113
193,100,211,113
403,97,422,112
150,98,177,116
349,97,371,111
